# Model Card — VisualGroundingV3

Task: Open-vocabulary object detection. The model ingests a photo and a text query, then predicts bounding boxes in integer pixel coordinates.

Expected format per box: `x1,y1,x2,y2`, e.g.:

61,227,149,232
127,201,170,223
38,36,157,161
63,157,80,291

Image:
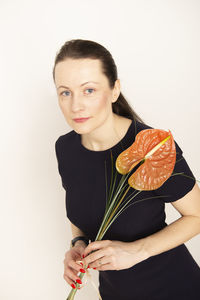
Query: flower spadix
115,129,176,191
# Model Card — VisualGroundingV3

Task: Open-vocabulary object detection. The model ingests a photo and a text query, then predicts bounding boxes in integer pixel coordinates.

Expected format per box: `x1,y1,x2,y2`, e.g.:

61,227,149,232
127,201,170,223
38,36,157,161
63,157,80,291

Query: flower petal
116,128,176,190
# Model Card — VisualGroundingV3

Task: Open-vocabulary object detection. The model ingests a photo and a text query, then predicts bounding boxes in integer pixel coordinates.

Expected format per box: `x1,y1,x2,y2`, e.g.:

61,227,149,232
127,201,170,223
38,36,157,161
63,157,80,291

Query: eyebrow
57,81,99,90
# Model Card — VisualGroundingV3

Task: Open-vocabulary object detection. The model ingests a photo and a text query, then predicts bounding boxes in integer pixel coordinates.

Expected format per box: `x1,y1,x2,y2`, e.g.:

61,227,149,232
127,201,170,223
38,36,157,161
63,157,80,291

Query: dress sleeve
55,138,67,191
153,139,196,203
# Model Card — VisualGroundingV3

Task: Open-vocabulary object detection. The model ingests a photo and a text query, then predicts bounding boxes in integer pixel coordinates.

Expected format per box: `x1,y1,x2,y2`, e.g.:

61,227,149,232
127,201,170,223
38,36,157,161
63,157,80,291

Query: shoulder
55,129,76,145
55,129,77,157
135,119,154,131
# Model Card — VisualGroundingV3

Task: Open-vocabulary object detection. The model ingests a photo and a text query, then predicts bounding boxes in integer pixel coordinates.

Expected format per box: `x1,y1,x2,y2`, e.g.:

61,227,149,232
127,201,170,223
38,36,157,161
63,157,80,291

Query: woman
53,39,200,300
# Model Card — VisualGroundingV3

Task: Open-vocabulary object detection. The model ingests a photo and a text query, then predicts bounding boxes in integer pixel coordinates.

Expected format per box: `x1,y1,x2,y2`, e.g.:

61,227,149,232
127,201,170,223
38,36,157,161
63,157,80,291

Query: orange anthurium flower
116,129,176,191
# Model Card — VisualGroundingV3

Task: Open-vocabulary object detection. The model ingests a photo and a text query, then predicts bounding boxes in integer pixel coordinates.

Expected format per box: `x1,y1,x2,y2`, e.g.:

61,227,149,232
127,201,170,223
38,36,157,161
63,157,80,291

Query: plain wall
0,0,199,299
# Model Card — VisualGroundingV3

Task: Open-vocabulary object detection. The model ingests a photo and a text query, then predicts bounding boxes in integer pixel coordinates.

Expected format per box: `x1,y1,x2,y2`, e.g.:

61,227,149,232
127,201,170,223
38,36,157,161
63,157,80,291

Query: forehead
54,58,107,87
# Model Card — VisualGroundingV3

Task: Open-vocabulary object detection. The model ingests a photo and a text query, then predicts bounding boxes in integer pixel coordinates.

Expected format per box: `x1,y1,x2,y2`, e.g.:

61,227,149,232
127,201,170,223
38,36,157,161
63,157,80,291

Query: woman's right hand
63,242,87,287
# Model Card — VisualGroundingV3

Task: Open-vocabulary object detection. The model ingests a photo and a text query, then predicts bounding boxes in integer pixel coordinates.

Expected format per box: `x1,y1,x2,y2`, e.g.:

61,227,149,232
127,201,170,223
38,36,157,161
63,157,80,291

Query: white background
0,0,199,299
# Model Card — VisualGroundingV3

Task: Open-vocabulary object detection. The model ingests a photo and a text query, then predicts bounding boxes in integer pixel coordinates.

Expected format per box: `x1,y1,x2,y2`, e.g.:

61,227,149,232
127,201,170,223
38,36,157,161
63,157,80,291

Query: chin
72,124,92,135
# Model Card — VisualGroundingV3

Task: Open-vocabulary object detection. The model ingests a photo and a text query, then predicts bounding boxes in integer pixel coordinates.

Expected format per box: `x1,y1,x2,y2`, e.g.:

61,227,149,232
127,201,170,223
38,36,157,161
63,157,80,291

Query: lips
73,117,90,123
74,117,89,121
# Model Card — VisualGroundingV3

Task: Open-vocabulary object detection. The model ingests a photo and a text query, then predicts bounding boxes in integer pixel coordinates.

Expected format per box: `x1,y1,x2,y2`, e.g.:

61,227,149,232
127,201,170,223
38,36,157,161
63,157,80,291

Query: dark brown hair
52,39,145,124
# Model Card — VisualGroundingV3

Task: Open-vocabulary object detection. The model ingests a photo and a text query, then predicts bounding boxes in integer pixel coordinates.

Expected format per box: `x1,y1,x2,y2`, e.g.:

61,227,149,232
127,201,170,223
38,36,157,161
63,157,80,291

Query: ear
111,79,121,103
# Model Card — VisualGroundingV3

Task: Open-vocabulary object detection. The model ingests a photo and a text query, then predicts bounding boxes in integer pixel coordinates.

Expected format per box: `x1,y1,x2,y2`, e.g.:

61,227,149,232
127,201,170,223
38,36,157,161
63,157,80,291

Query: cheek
58,101,71,120
89,93,110,112
59,99,69,112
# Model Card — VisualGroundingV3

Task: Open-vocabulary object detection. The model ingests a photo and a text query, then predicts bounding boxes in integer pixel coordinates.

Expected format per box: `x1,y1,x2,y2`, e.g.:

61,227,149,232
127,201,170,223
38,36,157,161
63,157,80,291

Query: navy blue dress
55,118,200,300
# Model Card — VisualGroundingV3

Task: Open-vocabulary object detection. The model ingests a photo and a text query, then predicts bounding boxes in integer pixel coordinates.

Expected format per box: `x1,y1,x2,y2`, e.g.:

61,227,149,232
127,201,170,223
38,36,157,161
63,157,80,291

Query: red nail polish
87,264,90,269
80,268,86,273
93,267,96,269
71,283,76,289
82,254,85,258
76,278,82,284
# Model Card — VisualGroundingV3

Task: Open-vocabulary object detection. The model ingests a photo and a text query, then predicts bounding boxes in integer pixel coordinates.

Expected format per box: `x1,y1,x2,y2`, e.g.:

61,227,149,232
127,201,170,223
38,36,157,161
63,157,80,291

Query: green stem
66,265,87,299
99,185,131,239
172,172,200,183
95,173,129,241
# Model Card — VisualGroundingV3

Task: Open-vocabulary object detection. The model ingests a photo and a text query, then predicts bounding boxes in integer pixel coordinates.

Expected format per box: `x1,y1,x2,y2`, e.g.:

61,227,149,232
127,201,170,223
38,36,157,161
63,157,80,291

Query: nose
71,94,85,112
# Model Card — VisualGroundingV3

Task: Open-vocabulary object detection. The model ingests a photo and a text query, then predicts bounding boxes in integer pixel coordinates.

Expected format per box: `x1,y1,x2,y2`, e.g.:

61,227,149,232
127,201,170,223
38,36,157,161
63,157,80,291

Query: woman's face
54,58,120,134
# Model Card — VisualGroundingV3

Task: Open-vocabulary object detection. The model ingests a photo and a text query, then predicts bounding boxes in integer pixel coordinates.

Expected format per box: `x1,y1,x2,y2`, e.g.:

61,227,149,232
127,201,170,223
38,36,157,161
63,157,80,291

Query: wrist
70,236,90,249
140,237,151,260
74,240,88,247
129,238,150,261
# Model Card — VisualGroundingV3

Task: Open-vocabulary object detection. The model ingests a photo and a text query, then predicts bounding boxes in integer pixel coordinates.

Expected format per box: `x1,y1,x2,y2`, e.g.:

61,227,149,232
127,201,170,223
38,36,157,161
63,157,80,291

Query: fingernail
80,268,86,273
76,278,82,284
93,267,96,270
87,265,90,269
71,283,76,289
80,262,83,267
82,254,85,258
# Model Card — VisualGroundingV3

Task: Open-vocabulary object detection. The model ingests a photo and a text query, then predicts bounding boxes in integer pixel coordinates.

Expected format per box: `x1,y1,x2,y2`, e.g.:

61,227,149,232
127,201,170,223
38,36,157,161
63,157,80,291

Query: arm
70,222,88,247
133,183,200,258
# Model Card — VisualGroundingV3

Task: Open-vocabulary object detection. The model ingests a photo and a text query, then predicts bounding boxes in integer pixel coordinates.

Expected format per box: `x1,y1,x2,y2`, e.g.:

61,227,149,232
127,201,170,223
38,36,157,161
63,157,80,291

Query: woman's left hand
81,239,149,271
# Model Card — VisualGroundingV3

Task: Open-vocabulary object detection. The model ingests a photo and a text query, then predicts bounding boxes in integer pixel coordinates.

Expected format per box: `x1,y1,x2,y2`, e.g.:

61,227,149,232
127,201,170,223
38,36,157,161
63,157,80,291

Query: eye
60,91,70,96
85,88,95,94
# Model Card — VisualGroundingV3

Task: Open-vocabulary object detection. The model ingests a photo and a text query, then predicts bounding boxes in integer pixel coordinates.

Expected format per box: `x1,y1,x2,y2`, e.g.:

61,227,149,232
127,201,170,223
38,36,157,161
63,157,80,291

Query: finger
89,255,110,269
82,248,107,267
63,266,81,286
68,259,83,274
82,243,113,266
67,264,82,279
63,272,76,287
94,262,114,271
83,240,110,258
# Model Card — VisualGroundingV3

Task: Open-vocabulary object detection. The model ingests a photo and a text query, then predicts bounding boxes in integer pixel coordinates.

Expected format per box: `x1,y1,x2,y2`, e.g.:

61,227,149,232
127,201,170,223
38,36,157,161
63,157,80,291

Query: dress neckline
76,118,134,155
